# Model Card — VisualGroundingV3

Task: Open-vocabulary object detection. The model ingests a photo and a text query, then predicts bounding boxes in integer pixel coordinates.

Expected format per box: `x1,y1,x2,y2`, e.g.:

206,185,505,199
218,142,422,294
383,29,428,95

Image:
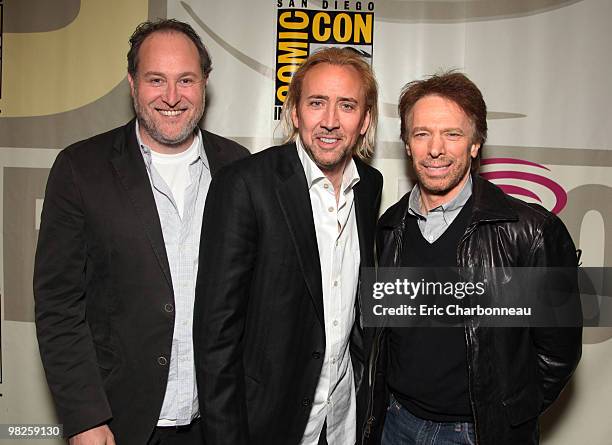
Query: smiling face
291,63,371,182
406,94,480,210
128,31,206,154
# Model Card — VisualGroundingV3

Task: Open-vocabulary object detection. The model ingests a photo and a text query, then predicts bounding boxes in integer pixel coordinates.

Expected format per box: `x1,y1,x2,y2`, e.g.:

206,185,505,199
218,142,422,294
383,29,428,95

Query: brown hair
399,71,487,156
128,19,212,79
280,47,378,159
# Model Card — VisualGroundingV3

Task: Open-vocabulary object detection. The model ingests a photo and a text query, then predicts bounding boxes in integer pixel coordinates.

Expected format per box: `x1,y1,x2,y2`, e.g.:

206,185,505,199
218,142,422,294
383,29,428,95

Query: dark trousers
148,418,204,445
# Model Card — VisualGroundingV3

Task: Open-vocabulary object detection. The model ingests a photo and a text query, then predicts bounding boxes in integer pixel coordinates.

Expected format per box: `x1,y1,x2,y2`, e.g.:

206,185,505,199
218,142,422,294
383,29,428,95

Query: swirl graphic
480,158,568,214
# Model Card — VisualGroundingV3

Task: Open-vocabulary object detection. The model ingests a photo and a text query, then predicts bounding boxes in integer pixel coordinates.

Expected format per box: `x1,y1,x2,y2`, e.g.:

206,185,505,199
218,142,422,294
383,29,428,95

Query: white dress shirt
136,122,209,426
296,138,361,445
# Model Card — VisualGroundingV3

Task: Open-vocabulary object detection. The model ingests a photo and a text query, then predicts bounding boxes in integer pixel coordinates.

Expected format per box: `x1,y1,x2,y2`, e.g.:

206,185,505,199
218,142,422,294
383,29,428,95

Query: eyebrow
411,126,465,133
337,96,359,103
305,94,359,103
142,71,200,78
306,94,329,100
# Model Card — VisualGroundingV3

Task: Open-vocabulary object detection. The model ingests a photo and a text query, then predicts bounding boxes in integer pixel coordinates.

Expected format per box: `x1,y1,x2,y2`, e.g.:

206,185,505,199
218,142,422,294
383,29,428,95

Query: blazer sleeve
194,163,257,445
33,150,112,437
528,213,582,412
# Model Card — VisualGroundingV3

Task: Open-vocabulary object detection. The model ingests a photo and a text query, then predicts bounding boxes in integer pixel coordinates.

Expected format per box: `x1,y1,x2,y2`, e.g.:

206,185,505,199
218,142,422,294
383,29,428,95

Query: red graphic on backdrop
480,158,567,214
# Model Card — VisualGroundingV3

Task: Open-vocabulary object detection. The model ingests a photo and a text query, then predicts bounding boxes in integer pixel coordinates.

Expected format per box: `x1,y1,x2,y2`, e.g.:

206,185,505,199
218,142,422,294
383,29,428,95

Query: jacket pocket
502,382,543,426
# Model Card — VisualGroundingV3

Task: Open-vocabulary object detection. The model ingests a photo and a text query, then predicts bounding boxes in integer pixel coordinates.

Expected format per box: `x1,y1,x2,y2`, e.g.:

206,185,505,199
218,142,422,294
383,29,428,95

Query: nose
428,133,445,158
162,81,181,107
320,105,340,131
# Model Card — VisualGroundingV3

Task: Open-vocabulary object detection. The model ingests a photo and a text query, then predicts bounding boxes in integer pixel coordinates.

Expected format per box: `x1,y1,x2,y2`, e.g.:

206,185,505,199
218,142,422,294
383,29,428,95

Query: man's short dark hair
398,71,487,150
127,19,212,78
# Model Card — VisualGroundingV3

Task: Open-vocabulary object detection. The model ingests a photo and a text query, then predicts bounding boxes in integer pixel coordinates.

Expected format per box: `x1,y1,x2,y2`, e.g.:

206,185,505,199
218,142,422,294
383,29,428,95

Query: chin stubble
132,89,205,147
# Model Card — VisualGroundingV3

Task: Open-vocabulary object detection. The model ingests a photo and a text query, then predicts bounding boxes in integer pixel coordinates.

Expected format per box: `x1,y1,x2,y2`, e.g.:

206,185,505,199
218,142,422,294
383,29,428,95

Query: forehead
137,31,200,73
409,95,472,127
300,63,365,100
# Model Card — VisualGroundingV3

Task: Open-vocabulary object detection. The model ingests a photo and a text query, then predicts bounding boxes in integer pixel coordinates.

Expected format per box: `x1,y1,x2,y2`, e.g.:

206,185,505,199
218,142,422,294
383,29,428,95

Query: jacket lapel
110,120,173,291
200,129,222,176
354,159,376,268
275,145,324,327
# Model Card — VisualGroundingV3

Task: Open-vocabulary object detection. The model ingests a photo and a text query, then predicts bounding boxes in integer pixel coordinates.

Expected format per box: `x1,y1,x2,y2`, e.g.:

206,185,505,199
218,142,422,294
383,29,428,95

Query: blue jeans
381,395,476,445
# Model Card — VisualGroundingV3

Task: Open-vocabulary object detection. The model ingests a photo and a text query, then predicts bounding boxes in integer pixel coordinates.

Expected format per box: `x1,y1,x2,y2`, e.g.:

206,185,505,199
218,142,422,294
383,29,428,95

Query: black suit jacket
34,119,248,443
193,143,383,445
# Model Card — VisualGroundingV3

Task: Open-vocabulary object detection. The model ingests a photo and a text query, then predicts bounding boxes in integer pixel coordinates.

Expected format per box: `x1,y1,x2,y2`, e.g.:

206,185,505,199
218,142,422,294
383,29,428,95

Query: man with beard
34,19,248,445
364,72,582,445
193,47,383,445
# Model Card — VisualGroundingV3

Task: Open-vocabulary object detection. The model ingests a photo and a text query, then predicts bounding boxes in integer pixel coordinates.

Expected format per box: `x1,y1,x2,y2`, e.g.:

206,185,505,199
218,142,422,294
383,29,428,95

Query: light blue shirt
136,122,211,425
408,175,473,244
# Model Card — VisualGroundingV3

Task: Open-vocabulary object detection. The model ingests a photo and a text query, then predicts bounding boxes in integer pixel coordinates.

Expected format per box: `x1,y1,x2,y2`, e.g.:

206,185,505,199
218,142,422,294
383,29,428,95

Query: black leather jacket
362,175,582,445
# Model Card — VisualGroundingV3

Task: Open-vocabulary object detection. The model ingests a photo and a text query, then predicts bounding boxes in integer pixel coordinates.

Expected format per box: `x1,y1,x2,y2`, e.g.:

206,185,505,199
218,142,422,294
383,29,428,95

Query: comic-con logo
480,158,568,214
274,1,375,119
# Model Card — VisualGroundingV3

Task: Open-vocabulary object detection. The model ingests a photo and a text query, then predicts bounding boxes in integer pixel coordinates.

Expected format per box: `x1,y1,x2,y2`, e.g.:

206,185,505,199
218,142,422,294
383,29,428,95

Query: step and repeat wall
0,0,611,443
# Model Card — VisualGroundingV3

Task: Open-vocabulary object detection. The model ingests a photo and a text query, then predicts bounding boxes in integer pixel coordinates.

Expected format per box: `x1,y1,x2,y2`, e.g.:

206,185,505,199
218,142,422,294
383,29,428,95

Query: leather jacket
362,175,582,445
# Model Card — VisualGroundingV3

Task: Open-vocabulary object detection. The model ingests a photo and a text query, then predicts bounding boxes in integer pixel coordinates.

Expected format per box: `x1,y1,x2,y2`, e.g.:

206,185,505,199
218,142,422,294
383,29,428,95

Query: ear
360,109,371,135
405,143,411,157
128,73,136,97
470,142,481,159
291,106,299,129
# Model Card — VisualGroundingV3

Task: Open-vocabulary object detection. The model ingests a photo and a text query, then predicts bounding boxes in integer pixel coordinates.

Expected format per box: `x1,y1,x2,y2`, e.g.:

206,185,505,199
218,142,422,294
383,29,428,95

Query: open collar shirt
296,138,361,445
136,121,211,426
408,175,473,243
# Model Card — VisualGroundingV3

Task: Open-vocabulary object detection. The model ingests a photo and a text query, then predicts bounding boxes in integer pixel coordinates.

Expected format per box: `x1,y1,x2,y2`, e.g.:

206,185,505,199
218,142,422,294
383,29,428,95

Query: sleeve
528,213,583,412
33,150,112,437
193,164,257,445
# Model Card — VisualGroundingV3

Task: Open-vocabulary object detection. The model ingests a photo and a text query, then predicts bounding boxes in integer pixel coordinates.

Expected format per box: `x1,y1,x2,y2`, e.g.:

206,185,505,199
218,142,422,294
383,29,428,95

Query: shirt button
333,280,338,287
333,320,339,327
302,398,312,407
164,303,174,313
157,356,168,366
328,207,334,212
429,235,434,242
323,183,329,189
312,351,322,359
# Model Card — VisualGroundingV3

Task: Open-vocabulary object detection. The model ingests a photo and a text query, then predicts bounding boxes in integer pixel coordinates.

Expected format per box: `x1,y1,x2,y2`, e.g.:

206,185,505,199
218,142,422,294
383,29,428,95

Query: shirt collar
295,137,360,195
408,174,473,218
134,120,209,170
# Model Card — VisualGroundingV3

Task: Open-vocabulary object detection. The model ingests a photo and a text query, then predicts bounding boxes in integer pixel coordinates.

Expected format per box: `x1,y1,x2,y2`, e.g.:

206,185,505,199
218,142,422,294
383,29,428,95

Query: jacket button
302,398,312,407
157,356,168,366
164,303,174,313
312,351,321,359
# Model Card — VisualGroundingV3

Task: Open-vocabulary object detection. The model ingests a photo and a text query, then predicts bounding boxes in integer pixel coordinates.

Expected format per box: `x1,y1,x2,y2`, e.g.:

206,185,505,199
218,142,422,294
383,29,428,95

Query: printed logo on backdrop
480,158,568,215
274,0,375,120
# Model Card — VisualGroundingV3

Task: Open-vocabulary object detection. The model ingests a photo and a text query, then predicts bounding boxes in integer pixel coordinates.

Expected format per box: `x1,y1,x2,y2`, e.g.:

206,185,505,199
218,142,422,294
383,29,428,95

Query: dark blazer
33,119,248,443
193,143,383,445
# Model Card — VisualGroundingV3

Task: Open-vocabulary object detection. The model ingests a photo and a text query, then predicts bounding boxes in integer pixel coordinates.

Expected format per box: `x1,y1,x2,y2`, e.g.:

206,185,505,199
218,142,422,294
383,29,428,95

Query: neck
323,157,350,204
138,127,194,155
419,174,470,213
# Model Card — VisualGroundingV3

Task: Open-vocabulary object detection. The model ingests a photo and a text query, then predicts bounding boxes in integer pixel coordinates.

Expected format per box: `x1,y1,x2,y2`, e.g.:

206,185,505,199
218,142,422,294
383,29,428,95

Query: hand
69,425,116,445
